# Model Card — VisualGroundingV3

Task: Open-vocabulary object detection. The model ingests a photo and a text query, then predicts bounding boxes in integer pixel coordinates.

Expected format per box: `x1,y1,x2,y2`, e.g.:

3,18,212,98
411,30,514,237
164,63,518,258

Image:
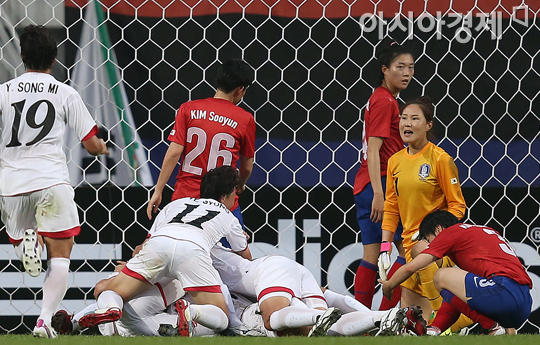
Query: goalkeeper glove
378,241,391,281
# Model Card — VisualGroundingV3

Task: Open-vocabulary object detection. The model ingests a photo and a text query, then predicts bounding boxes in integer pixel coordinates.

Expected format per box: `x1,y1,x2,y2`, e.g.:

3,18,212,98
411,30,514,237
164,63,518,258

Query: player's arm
381,161,400,241
379,253,436,300
234,246,252,260
82,135,109,156
237,155,253,194
437,155,466,219
366,136,385,222
147,142,184,219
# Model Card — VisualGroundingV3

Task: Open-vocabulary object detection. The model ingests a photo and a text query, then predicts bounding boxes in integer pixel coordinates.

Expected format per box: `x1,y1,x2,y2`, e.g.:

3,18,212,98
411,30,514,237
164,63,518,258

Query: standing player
0,25,109,338
147,59,255,225
380,210,532,335
81,166,252,335
353,40,413,309
381,96,466,318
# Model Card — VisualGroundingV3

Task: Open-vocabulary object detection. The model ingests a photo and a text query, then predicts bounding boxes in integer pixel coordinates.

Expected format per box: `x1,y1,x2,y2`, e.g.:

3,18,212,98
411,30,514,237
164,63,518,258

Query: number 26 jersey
168,98,256,201
0,72,97,196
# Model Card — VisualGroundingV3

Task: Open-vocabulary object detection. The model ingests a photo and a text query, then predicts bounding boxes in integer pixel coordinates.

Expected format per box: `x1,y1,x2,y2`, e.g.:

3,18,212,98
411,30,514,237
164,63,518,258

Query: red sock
354,260,377,309
379,256,405,310
437,289,496,330
430,301,461,330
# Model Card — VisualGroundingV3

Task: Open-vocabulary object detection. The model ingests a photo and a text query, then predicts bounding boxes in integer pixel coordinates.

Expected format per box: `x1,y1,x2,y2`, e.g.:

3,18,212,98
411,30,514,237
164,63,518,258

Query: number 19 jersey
0,72,97,196
168,98,256,201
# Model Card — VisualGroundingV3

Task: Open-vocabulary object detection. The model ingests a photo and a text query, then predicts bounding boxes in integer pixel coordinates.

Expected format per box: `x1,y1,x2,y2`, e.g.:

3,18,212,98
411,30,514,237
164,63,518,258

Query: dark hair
20,25,57,71
200,166,240,202
418,210,459,240
401,95,436,140
375,39,414,85
215,59,254,93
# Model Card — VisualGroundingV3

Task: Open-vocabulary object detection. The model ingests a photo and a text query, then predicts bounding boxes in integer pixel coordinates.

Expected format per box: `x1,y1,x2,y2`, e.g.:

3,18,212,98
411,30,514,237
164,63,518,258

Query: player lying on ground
54,276,425,337
53,243,425,336
379,210,533,335
75,166,251,334
208,243,427,337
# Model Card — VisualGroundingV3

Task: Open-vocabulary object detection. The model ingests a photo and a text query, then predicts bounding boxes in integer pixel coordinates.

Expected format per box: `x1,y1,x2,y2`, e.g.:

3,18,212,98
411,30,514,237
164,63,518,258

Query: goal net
0,0,539,334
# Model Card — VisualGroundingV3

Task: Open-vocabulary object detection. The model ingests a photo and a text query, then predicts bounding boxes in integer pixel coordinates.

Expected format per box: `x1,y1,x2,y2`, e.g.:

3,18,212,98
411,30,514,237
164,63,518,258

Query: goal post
0,0,539,334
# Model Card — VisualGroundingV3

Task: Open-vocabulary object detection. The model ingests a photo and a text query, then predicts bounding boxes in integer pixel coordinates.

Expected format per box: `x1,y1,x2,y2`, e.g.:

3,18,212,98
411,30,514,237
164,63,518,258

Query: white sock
192,324,217,336
38,258,70,326
268,306,323,331
221,284,242,329
73,303,98,330
190,304,228,332
328,311,379,336
97,290,124,311
324,289,370,313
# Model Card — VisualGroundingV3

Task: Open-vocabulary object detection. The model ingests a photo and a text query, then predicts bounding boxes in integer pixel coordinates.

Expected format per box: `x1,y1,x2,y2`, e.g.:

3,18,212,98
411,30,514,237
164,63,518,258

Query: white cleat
32,319,58,338
376,307,407,336
489,323,517,335
23,229,42,277
308,307,342,337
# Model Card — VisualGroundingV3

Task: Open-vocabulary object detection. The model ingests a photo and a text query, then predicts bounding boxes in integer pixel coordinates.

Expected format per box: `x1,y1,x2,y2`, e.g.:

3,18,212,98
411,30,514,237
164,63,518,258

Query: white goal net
0,0,539,334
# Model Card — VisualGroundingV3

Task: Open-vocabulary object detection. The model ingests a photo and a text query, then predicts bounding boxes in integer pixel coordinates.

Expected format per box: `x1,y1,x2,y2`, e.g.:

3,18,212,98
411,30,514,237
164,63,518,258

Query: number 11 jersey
0,72,97,196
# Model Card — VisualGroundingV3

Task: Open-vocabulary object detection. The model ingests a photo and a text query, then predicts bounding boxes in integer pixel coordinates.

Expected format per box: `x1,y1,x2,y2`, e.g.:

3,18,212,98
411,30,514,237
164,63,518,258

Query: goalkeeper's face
400,104,433,146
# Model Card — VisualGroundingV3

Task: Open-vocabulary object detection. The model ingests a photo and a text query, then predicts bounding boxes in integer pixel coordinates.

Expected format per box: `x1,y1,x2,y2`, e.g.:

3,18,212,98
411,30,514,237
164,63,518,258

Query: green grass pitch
0,335,538,345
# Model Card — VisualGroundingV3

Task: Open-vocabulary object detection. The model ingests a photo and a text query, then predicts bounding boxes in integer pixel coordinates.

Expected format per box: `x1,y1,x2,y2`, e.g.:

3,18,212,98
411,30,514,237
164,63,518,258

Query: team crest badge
418,163,431,180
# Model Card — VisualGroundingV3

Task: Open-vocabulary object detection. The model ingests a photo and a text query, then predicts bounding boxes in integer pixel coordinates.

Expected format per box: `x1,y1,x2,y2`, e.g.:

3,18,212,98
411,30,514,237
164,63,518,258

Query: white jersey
149,197,248,253
211,243,254,288
0,72,96,196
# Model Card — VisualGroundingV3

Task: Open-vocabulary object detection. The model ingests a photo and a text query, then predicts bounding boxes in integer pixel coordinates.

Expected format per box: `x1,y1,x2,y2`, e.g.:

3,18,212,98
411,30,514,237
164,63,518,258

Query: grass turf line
0,335,538,345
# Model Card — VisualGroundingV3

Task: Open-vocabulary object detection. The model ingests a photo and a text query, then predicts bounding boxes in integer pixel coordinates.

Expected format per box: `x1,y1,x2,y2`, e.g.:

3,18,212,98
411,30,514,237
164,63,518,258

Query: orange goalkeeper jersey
382,142,466,260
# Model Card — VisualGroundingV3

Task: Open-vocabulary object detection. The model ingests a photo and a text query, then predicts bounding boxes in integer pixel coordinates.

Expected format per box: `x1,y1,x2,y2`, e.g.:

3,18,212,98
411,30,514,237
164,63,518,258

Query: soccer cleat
307,307,342,337
32,319,58,338
426,326,442,336
78,307,122,328
175,299,193,336
488,322,517,335
23,229,42,277
376,307,407,336
403,306,427,336
158,324,178,336
158,300,194,337
237,303,274,337
51,310,74,335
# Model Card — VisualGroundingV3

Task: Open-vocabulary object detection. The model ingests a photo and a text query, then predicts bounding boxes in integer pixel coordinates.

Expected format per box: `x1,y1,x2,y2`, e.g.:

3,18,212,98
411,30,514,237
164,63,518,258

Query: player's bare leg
433,267,468,301
401,287,432,319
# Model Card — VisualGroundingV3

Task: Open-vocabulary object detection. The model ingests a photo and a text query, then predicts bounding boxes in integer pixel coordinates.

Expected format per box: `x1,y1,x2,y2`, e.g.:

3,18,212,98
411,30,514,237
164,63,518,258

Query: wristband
380,241,391,252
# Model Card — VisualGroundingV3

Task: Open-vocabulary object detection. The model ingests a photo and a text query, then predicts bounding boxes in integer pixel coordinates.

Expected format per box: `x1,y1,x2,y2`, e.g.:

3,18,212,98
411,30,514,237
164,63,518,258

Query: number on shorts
181,127,235,175
169,203,219,229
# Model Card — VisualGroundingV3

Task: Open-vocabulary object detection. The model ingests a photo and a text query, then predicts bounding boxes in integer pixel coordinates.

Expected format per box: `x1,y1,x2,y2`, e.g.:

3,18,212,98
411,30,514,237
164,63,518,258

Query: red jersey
423,224,532,288
353,86,404,195
168,98,256,208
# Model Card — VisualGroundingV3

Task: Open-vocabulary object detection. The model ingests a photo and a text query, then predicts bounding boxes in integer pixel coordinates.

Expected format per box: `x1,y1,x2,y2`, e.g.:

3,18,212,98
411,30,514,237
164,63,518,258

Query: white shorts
0,184,80,243
233,256,302,303
124,236,223,291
